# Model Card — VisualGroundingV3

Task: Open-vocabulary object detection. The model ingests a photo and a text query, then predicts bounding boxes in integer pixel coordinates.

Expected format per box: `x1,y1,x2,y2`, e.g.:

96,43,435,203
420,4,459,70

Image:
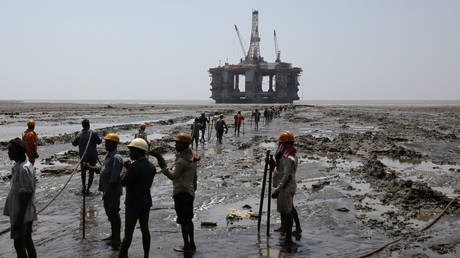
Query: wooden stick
266,154,274,236
258,150,270,233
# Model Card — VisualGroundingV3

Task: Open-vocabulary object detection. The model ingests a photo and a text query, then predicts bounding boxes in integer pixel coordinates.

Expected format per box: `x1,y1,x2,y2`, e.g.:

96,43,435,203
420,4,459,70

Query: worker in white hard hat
119,138,156,258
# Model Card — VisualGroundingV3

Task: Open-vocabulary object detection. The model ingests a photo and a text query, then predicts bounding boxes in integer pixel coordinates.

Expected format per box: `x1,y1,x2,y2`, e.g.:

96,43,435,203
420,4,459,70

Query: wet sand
0,102,459,257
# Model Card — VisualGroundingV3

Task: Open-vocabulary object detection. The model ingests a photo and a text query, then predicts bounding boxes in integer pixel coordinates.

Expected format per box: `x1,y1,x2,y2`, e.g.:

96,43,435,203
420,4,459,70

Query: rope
355,195,459,258
0,130,94,235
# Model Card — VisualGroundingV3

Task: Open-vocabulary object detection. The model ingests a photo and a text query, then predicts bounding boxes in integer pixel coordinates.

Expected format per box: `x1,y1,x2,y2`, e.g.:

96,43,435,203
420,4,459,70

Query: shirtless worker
22,120,39,165
4,138,37,258
233,110,245,137
119,138,156,258
72,119,102,195
271,131,299,246
162,133,198,253
99,133,123,249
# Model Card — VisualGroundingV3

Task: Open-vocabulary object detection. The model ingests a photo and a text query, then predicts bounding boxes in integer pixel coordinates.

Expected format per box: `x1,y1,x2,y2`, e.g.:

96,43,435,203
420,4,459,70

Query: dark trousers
119,209,150,258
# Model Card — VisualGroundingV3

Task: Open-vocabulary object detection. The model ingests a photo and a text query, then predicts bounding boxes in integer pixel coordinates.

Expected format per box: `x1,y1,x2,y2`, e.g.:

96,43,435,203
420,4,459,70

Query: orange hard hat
27,120,35,126
140,123,147,129
285,131,295,142
278,131,292,143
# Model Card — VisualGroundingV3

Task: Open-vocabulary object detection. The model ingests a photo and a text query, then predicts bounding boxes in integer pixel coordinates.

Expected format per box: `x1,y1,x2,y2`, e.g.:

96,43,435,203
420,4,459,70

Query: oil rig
209,10,302,103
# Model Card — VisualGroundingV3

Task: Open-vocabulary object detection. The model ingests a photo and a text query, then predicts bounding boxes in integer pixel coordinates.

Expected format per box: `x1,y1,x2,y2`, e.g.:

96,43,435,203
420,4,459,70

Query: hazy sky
1,0,459,100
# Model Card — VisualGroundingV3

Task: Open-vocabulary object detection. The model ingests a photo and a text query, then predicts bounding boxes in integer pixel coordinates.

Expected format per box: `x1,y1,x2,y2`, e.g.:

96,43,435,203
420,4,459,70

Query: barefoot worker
162,133,198,253
72,119,102,195
215,114,228,144
22,120,39,165
135,123,148,142
271,131,298,246
99,133,123,249
233,110,245,137
119,138,156,258
4,138,37,258
197,112,209,143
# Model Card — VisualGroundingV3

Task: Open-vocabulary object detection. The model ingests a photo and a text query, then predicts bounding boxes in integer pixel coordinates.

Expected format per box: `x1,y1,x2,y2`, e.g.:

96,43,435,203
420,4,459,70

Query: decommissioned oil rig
209,10,302,103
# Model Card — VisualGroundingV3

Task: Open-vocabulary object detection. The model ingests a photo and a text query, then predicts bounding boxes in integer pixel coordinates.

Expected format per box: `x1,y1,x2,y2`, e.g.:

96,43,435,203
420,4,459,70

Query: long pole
267,154,273,236
208,119,213,141
82,188,86,239
257,150,270,233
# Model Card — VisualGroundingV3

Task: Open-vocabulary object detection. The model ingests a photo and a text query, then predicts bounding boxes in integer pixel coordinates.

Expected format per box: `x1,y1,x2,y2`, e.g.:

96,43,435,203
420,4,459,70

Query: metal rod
267,154,273,236
258,150,270,233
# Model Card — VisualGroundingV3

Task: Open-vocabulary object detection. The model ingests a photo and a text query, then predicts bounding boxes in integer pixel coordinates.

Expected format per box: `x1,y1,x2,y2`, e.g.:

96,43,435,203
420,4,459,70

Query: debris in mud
336,207,350,212
312,180,330,191
242,204,252,209
40,166,73,175
201,221,217,227
226,208,258,221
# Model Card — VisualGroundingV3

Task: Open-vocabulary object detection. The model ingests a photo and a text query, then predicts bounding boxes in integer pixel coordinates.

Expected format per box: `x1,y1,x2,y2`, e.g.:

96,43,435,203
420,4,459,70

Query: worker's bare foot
293,230,302,240
274,227,284,232
174,246,185,252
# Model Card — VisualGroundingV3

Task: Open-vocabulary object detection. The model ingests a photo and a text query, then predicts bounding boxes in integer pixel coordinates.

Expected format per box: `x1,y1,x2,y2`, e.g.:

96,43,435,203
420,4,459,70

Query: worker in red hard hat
22,120,39,165
233,110,245,137
271,130,300,246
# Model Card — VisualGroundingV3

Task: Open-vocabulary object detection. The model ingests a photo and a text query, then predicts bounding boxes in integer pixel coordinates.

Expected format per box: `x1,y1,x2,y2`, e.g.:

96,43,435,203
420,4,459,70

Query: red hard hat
278,131,290,143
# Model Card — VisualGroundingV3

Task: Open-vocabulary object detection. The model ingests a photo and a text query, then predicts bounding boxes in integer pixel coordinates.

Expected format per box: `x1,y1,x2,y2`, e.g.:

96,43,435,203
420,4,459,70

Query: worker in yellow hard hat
22,119,39,165
119,137,155,257
162,132,198,253
271,130,299,246
100,133,123,248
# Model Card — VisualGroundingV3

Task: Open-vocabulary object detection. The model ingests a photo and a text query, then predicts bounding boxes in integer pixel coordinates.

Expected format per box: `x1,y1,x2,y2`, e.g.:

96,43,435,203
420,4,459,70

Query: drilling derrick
209,10,302,104
247,10,261,63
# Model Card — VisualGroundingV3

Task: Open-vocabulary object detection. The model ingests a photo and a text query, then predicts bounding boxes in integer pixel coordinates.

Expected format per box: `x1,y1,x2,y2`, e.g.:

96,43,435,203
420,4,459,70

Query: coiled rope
356,195,459,258
0,130,93,235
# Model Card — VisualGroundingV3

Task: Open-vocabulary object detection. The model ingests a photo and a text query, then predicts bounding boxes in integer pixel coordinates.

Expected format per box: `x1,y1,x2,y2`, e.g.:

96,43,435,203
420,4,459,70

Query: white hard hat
128,138,148,152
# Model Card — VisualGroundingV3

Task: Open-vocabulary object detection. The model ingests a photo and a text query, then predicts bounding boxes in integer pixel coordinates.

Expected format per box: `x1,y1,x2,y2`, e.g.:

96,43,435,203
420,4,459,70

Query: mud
0,102,459,257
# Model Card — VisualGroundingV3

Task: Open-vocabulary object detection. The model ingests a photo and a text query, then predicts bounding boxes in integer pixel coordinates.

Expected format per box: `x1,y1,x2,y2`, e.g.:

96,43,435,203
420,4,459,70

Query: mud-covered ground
0,102,459,257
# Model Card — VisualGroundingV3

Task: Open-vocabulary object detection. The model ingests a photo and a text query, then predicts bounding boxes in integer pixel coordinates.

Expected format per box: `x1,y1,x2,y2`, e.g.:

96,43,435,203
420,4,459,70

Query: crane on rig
274,30,281,62
234,25,247,62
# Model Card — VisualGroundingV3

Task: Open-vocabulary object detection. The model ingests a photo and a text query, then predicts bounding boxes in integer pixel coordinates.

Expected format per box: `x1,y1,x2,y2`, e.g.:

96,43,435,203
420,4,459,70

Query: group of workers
4,105,300,258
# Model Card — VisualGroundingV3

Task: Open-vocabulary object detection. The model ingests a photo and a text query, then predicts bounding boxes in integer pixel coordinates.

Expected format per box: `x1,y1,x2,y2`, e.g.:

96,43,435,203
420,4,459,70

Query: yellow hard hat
128,138,149,152
140,123,147,129
104,133,119,143
27,120,35,126
214,109,219,113
174,132,192,144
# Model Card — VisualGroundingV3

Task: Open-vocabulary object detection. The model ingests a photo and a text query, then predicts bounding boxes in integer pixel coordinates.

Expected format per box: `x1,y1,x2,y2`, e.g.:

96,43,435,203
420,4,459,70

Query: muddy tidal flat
0,101,459,257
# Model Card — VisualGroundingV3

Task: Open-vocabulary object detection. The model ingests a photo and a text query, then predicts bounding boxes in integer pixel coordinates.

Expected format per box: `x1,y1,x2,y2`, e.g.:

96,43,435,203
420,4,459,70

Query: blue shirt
99,150,123,196
72,128,102,164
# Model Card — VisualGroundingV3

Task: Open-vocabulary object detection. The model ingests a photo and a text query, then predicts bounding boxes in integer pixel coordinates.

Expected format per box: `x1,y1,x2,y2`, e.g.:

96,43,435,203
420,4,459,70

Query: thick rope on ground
355,195,459,258
0,130,93,236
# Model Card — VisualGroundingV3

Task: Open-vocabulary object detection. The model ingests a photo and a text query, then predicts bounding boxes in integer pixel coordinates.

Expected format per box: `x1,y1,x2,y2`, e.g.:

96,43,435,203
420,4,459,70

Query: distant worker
99,133,123,249
263,108,269,124
271,131,299,246
135,123,148,143
162,133,198,253
5,138,37,258
72,119,102,195
190,118,202,150
215,114,228,144
252,109,261,131
197,112,209,143
22,120,39,165
233,110,245,137
209,110,220,140
119,138,156,258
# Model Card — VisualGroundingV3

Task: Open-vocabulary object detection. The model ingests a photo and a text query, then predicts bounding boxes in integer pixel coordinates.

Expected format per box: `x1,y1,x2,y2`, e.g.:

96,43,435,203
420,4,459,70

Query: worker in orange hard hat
22,120,39,165
162,132,198,253
214,114,228,144
271,130,300,246
135,123,148,143
233,110,245,137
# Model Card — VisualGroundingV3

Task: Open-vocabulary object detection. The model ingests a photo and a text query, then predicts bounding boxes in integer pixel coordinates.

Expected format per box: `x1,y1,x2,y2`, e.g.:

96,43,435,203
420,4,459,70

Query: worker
99,133,123,249
263,108,269,124
233,110,245,137
215,114,228,144
72,119,102,195
4,138,37,258
119,138,156,258
162,133,198,253
135,123,148,143
197,112,209,143
190,118,202,150
271,131,298,246
22,120,39,165
212,110,220,123
252,109,261,131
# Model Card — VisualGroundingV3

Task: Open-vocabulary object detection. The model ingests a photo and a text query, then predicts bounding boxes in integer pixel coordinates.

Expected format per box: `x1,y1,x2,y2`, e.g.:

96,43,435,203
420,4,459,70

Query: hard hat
214,109,219,113
238,110,241,112
278,131,291,143
174,132,192,144
286,131,295,142
219,114,224,118
27,120,35,126
104,133,120,143
140,123,147,129
128,138,149,152
201,112,205,115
